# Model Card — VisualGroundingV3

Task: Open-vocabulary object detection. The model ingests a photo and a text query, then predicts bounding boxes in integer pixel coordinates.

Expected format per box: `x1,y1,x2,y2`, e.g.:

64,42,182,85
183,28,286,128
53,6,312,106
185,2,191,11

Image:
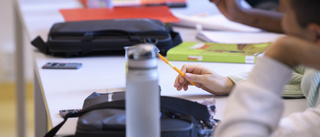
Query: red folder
59,6,180,23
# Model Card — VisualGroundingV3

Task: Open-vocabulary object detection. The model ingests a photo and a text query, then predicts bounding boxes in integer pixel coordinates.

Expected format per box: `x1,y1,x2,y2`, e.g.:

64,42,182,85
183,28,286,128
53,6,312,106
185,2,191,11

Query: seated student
175,0,320,136
214,0,320,136
174,0,320,107
209,0,320,103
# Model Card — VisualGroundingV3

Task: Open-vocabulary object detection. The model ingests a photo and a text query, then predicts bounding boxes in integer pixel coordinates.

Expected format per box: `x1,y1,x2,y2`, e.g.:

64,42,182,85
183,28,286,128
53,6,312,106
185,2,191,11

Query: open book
167,42,271,64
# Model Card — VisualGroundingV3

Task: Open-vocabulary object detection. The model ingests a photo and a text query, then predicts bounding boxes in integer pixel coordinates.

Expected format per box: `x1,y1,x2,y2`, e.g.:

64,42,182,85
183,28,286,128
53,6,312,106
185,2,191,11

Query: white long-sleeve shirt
214,57,320,137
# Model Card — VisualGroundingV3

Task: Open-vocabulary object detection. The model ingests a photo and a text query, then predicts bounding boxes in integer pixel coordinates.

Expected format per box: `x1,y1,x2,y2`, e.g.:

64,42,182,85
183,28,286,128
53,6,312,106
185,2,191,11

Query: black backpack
31,19,182,57
45,92,218,137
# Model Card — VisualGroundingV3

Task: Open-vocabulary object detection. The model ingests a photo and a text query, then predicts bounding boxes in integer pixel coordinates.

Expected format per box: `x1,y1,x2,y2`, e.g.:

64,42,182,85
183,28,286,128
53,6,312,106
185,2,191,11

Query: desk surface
17,0,307,136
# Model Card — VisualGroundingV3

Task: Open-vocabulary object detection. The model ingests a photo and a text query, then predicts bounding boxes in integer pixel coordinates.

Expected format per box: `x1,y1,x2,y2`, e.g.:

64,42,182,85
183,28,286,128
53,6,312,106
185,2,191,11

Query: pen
158,53,196,86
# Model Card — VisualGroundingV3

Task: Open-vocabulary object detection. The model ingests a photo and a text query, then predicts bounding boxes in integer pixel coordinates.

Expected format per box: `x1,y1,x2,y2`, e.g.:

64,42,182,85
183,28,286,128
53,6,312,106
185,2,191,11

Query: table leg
14,4,26,137
34,72,48,137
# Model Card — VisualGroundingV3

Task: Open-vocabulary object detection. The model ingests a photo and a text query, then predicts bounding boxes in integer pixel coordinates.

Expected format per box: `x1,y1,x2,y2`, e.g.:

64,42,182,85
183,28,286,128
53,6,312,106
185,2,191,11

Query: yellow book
167,42,271,64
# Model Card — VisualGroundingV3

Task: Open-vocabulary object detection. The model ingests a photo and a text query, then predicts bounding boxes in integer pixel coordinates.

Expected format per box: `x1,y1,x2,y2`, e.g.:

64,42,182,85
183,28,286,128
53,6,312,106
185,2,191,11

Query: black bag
31,19,182,57
45,92,218,137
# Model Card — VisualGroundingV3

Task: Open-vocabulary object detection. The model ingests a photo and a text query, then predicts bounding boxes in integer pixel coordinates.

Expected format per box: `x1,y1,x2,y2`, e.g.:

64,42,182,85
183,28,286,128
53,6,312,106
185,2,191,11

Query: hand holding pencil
159,53,234,95
158,53,196,86
171,63,235,95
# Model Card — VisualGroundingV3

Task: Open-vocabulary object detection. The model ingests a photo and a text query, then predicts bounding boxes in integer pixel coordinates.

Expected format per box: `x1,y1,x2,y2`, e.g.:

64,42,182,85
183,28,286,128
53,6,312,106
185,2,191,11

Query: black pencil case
31,19,182,57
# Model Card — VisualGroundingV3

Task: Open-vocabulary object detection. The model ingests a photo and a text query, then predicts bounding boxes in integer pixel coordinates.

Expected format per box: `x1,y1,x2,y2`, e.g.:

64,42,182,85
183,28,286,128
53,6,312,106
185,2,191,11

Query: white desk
15,0,308,136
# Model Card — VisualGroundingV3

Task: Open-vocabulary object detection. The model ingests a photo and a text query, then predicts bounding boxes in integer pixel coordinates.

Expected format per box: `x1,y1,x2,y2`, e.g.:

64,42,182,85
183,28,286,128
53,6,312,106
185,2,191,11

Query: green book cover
167,42,271,63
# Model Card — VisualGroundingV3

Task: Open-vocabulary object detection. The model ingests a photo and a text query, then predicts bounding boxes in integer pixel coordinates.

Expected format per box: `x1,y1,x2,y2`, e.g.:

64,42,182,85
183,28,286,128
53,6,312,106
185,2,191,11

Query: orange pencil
158,53,196,86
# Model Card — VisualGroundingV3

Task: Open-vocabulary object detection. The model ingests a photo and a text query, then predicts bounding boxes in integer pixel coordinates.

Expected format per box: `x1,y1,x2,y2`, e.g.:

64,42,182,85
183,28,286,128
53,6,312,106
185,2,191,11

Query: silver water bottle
125,44,160,137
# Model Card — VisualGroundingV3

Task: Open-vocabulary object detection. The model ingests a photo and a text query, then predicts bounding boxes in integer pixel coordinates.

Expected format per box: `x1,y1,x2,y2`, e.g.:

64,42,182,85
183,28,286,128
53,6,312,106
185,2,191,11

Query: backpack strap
31,36,48,54
169,30,182,47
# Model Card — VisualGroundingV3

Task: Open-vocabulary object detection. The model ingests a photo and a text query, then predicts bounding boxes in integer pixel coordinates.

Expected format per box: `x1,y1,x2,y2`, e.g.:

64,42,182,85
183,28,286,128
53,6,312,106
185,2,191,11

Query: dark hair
291,0,320,28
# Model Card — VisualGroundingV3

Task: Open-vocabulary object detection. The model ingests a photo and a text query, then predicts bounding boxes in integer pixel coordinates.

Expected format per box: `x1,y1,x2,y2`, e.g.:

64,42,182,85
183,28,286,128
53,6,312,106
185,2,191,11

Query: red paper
59,6,180,23
80,0,187,7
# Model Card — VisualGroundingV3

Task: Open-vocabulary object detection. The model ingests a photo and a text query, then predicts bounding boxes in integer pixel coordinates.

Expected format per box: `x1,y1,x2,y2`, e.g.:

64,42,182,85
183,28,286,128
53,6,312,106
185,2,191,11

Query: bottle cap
125,44,159,69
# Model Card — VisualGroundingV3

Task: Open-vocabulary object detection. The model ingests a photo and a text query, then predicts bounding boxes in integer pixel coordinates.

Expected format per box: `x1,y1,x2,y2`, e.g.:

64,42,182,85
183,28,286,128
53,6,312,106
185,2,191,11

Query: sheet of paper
171,0,256,31
172,13,261,32
197,31,285,44
114,0,141,6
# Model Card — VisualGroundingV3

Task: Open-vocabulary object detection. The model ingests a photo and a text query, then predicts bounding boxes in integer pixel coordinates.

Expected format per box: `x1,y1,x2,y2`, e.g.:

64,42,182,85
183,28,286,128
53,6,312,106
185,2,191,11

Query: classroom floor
0,82,34,137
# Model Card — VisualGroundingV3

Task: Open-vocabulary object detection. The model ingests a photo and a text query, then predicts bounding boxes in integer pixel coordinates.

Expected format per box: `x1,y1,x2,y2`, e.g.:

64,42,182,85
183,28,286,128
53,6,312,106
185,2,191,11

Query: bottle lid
125,44,159,60
125,44,159,69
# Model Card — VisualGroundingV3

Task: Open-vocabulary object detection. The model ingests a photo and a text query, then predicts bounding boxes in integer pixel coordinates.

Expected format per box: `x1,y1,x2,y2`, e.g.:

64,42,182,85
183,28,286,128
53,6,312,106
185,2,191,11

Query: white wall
0,0,33,82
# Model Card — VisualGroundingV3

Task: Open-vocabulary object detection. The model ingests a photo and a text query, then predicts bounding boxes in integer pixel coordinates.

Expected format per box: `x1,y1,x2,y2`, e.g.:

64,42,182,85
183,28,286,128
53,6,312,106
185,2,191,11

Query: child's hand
265,36,320,70
209,0,283,33
209,0,243,22
174,64,234,95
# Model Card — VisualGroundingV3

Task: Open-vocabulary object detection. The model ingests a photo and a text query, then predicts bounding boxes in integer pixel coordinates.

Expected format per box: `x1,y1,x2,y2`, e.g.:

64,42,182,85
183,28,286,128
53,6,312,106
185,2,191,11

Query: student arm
209,0,283,33
214,56,293,136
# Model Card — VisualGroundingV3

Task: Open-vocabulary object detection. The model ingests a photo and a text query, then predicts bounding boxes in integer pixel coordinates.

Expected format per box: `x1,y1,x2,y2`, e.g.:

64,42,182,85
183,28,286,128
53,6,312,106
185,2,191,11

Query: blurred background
0,0,34,137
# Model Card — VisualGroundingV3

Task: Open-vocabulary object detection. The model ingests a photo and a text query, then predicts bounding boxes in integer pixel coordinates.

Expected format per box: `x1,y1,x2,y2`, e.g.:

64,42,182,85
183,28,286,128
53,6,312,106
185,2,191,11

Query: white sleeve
272,105,320,137
214,56,293,137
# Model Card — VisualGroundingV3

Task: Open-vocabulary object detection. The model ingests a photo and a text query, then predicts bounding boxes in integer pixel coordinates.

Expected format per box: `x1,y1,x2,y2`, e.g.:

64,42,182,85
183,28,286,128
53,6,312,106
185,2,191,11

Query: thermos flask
125,44,160,137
